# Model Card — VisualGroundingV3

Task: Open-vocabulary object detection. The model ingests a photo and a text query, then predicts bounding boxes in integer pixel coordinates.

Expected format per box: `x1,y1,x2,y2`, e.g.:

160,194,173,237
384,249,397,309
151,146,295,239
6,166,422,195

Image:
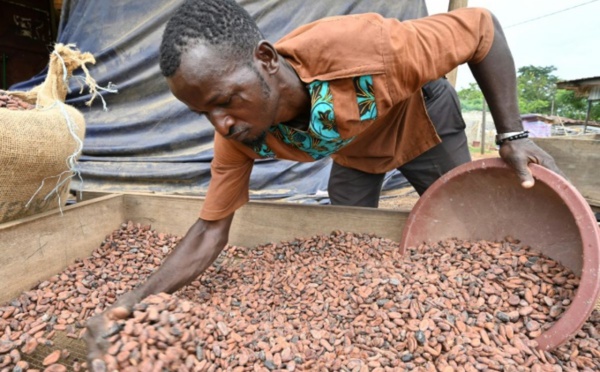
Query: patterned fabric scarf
253,75,377,160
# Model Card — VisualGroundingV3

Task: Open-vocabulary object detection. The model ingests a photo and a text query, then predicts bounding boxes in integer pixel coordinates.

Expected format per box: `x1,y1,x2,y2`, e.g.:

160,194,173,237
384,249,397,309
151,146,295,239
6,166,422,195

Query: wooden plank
122,193,409,247
0,194,125,303
76,190,114,202
122,193,205,236
445,0,469,87
534,135,600,207
230,202,408,247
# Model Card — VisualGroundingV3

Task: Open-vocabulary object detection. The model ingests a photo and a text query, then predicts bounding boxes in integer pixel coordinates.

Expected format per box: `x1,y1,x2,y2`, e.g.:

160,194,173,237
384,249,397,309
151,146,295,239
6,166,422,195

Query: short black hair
159,0,263,77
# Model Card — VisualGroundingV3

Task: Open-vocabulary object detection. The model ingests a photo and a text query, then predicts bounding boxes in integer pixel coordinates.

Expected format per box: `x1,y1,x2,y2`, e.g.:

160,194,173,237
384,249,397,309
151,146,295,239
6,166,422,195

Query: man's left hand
498,138,567,188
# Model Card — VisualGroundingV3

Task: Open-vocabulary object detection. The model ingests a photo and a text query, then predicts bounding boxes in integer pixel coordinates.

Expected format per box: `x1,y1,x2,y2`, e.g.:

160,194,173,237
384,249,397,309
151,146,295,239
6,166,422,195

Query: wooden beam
448,0,469,11
445,0,469,87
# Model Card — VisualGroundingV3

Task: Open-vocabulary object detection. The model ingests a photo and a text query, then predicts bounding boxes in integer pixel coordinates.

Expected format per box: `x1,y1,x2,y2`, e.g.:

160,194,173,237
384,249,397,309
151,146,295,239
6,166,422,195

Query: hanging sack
0,43,104,224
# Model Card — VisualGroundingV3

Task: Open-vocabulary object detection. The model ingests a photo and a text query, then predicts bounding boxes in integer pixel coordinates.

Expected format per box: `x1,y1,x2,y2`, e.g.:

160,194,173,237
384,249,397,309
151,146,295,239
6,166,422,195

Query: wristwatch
495,131,529,146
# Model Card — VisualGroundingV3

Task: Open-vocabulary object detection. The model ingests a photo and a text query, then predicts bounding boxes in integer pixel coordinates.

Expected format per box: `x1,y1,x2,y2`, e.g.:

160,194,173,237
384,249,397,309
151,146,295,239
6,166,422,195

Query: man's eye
220,97,233,107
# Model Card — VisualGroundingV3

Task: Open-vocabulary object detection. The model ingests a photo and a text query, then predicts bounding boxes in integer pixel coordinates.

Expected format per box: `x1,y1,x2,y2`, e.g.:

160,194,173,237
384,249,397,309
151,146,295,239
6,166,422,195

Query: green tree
554,89,600,121
555,90,586,119
517,65,559,115
457,65,600,121
457,82,484,111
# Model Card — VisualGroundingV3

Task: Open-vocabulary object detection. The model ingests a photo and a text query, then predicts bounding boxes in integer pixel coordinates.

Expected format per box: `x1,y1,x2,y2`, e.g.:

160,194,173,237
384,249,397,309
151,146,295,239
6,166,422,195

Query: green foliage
457,83,485,111
456,65,599,121
554,89,600,120
555,90,585,119
517,65,559,115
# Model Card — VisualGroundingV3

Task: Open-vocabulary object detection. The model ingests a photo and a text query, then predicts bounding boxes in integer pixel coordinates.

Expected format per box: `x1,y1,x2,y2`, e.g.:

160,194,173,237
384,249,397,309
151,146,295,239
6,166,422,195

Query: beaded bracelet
495,131,529,146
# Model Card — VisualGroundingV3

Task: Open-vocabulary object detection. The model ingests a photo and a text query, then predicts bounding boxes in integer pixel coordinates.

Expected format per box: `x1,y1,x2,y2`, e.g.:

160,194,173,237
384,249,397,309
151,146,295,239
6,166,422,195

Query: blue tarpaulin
11,0,428,203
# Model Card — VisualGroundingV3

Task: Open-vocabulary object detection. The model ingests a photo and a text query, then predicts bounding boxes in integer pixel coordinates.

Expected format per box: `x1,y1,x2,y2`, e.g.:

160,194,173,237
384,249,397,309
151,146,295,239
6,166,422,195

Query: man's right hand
82,216,234,371
84,292,141,371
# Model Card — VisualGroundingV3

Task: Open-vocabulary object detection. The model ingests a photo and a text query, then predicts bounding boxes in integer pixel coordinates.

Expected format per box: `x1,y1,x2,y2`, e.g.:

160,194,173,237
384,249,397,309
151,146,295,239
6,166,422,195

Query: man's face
167,43,279,147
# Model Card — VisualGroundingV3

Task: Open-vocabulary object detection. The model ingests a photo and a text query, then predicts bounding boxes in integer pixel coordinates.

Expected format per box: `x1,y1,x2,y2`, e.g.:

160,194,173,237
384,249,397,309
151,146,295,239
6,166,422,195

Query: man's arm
469,13,564,187
84,214,234,371
388,8,565,186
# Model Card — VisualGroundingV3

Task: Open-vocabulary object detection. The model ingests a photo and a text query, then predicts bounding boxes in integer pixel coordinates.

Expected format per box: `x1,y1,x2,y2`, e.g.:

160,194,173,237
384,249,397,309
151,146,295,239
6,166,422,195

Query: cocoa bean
42,350,61,366
42,364,67,372
0,94,34,111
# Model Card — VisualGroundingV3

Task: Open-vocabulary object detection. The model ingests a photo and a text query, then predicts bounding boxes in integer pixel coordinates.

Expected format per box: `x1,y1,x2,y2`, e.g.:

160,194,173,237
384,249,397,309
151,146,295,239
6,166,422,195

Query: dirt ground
378,152,499,211
378,185,420,210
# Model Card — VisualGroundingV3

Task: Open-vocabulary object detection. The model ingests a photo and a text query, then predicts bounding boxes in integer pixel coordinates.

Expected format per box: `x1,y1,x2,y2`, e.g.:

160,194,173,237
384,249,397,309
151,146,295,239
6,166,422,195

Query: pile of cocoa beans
1,222,599,372
0,92,35,110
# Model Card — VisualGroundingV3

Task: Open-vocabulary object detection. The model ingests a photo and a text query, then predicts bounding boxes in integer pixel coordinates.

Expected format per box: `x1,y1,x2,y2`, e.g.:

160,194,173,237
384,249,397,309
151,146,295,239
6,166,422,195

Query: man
85,0,563,368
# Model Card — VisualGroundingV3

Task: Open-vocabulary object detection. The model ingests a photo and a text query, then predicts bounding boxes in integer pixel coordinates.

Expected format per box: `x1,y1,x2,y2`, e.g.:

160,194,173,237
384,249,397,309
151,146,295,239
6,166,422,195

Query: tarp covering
12,0,428,203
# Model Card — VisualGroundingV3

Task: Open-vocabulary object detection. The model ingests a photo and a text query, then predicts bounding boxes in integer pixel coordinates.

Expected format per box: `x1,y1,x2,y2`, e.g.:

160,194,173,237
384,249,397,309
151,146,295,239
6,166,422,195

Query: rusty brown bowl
399,158,600,351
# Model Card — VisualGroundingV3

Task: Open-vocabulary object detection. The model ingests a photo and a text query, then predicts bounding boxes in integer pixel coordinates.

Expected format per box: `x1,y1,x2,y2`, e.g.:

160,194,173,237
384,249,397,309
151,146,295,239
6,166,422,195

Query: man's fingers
102,321,124,338
90,359,107,372
107,305,132,320
522,179,534,189
83,297,138,372
499,140,534,188
85,335,108,372
539,156,569,181
84,315,111,371
515,163,534,188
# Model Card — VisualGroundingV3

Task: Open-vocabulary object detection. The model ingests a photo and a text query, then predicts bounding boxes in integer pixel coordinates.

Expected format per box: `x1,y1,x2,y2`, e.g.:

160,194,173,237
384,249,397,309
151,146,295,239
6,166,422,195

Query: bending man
85,0,563,368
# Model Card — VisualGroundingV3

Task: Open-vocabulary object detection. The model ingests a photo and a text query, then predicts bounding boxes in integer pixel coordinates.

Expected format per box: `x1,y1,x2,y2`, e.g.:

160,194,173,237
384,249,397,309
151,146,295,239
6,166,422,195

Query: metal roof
589,86,600,101
557,76,600,99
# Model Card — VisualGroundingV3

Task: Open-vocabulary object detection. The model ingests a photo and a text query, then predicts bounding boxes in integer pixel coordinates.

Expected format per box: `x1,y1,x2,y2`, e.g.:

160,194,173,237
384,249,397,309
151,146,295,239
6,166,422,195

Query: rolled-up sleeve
385,7,495,101
200,133,254,221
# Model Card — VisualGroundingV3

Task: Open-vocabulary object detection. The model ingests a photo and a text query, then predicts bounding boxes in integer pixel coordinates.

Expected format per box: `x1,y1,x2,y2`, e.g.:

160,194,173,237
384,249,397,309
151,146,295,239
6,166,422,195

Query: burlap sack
0,44,100,224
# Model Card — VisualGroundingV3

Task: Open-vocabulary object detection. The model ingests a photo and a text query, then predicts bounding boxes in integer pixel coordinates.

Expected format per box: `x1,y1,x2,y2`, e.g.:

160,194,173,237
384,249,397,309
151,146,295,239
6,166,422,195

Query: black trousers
328,78,471,207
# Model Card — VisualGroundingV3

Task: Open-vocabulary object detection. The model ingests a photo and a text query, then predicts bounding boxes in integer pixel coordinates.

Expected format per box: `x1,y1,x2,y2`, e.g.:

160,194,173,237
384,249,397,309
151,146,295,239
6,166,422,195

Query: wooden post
583,100,592,134
446,0,469,87
481,100,487,154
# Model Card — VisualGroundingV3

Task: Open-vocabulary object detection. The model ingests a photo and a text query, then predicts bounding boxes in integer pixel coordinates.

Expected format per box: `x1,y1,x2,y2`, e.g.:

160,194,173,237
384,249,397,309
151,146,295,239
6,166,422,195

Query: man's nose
209,111,235,137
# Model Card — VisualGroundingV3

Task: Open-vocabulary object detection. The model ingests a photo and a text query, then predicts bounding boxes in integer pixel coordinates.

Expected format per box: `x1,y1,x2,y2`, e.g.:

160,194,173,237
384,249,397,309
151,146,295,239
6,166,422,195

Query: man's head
160,0,263,77
160,0,284,147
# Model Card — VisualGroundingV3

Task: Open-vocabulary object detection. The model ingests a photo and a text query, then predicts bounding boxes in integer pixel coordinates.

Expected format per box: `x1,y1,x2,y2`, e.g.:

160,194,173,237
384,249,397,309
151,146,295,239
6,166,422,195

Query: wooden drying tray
0,193,410,304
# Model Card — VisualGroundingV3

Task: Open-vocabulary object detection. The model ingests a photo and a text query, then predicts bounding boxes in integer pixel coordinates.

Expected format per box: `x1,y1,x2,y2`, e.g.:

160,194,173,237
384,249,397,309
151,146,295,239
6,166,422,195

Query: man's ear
254,40,279,75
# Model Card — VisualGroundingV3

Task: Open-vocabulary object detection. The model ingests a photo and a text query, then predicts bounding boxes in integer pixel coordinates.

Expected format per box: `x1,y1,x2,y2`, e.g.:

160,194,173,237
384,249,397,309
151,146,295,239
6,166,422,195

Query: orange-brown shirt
200,7,494,220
